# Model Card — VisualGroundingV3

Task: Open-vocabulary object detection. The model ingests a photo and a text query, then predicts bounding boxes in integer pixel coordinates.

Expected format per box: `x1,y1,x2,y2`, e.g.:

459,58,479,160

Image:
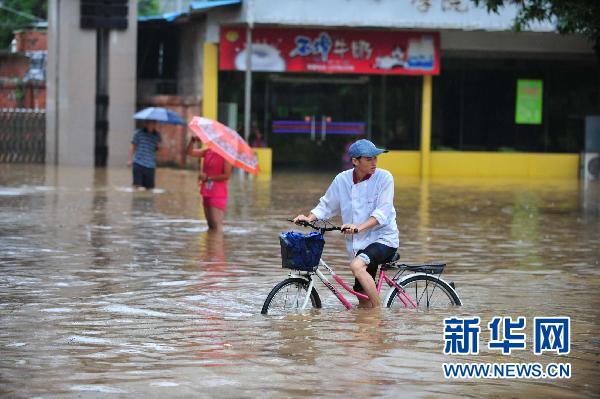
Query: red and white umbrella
188,117,259,175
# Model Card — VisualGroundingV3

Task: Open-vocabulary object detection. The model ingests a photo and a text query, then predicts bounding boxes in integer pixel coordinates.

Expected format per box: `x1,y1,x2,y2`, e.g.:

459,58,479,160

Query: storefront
138,0,598,178
218,26,436,170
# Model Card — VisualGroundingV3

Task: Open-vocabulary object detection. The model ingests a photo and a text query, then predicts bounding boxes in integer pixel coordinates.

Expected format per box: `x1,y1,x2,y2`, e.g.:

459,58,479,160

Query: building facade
46,0,137,167
138,0,599,178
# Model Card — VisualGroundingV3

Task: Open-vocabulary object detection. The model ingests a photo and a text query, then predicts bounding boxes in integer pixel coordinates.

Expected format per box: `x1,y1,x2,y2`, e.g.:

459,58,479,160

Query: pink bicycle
261,220,461,315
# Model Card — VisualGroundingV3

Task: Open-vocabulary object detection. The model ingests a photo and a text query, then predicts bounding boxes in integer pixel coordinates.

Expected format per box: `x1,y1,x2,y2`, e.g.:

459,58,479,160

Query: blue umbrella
133,107,186,125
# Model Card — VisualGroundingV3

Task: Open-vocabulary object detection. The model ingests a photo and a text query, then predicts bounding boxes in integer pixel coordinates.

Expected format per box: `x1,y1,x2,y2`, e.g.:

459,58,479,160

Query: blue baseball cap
348,139,388,158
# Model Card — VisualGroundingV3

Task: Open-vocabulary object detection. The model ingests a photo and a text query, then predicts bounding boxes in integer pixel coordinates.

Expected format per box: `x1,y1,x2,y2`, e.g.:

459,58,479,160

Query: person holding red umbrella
187,117,258,176
186,136,232,232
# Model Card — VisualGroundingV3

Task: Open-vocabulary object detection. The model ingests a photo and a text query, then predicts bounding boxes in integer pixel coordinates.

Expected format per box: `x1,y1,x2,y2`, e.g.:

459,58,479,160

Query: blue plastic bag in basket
279,231,325,271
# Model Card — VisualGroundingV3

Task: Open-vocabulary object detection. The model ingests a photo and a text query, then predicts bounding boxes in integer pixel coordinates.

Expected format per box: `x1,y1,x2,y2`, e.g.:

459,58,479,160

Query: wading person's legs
202,199,216,230
351,243,397,308
350,257,381,308
142,167,155,189
132,163,144,188
209,207,224,233
202,197,226,232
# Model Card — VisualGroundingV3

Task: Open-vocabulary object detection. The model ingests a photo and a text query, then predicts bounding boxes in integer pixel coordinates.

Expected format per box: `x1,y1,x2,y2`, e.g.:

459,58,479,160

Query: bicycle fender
287,272,311,282
382,272,461,305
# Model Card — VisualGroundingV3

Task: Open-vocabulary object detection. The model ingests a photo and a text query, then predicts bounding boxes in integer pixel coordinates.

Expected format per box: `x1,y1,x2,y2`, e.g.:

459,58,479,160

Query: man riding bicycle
294,139,399,308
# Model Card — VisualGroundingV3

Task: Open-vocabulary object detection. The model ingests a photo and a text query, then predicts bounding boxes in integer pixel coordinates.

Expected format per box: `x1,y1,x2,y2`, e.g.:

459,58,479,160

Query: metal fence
0,108,45,163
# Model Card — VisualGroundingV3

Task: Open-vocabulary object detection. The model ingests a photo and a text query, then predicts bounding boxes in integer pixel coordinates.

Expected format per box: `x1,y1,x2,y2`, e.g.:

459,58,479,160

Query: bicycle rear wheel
261,278,321,315
386,274,461,309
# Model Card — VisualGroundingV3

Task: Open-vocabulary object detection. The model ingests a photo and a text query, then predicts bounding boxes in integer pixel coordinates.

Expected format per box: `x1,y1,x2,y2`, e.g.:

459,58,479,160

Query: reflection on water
0,164,598,397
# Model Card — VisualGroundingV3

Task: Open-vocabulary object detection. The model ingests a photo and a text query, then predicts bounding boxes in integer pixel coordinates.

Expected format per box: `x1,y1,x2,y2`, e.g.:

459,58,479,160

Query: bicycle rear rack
383,262,446,282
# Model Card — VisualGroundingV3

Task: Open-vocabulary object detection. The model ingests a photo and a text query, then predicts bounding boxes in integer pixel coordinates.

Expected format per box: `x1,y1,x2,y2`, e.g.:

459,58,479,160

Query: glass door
268,75,370,171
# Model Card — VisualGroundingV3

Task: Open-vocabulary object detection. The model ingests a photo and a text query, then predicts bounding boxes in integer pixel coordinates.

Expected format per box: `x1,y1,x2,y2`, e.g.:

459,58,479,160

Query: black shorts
353,242,398,292
133,163,156,189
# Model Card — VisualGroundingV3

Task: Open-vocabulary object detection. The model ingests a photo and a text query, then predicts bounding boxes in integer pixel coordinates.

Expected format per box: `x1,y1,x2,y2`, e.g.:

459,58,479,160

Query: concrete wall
441,30,594,55
203,1,594,56
107,6,137,167
240,0,556,31
178,20,205,101
46,0,96,166
46,0,137,167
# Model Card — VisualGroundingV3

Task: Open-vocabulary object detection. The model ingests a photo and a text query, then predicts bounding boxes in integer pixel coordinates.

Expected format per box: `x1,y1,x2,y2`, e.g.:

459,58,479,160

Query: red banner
220,27,440,75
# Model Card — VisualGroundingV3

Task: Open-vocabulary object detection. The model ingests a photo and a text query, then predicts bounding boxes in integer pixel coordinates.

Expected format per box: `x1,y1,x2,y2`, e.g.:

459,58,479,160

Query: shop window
219,71,422,169
371,75,421,150
432,57,599,153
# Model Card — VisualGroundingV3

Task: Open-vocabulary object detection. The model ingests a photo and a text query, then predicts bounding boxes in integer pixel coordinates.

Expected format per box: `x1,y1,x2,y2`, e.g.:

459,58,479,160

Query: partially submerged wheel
387,274,461,309
261,278,321,315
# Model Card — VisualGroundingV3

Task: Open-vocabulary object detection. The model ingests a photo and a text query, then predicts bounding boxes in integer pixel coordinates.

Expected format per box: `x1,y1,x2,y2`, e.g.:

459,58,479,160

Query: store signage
515,80,543,125
220,27,440,75
272,120,365,135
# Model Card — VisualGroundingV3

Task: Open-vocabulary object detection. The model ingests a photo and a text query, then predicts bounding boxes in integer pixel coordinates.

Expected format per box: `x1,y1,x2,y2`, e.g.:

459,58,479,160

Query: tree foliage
138,0,161,17
473,0,600,51
0,0,46,50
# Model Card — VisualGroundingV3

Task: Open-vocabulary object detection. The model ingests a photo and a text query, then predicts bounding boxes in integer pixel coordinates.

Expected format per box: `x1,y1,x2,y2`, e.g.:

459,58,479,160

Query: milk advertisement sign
219,27,440,75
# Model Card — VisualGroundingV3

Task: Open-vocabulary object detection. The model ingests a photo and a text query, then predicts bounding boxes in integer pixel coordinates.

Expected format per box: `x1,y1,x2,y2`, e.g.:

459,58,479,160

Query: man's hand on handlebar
341,223,360,235
293,214,313,225
289,217,357,233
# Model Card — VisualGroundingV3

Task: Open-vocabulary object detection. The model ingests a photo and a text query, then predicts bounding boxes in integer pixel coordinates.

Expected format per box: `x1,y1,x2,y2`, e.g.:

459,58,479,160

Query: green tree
473,0,600,56
0,0,46,50
138,0,160,17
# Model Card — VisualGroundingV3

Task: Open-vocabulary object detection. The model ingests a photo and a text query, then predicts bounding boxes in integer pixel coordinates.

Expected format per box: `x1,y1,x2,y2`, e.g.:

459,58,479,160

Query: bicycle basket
279,231,325,272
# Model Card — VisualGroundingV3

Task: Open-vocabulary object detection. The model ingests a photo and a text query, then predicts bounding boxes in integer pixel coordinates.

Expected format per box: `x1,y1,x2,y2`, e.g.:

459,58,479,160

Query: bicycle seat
380,253,400,270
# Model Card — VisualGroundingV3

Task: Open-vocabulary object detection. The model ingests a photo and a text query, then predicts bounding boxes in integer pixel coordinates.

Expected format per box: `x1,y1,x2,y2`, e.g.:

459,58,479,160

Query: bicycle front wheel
261,278,321,315
386,274,461,309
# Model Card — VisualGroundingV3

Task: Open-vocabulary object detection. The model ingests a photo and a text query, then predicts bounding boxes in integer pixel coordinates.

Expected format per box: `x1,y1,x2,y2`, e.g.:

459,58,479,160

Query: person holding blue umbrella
127,107,185,190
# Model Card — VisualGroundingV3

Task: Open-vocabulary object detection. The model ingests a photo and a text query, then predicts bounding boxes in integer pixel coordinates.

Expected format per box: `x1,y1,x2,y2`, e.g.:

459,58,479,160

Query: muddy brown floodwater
1,164,599,398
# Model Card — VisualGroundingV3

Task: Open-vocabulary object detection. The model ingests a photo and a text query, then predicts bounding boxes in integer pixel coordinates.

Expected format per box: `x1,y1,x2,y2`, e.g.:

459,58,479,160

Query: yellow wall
431,152,579,178
202,43,218,120
420,75,432,178
379,150,579,179
377,151,422,177
251,150,578,179
253,147,272,181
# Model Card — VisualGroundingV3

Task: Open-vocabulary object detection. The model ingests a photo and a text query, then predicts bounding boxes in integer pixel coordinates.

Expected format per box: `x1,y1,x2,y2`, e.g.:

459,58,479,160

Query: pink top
200,149,228,198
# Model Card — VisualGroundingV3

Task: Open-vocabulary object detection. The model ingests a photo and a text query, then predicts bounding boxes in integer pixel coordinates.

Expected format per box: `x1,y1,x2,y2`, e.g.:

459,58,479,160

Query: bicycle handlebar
287,219,358,233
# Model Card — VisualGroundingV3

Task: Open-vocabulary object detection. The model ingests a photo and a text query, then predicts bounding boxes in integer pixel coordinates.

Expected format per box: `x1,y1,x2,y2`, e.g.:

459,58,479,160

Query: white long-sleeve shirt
311,168,399,256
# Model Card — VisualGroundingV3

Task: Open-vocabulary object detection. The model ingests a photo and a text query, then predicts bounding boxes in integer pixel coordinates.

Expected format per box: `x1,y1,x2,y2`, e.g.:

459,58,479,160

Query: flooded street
1,164,599,398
